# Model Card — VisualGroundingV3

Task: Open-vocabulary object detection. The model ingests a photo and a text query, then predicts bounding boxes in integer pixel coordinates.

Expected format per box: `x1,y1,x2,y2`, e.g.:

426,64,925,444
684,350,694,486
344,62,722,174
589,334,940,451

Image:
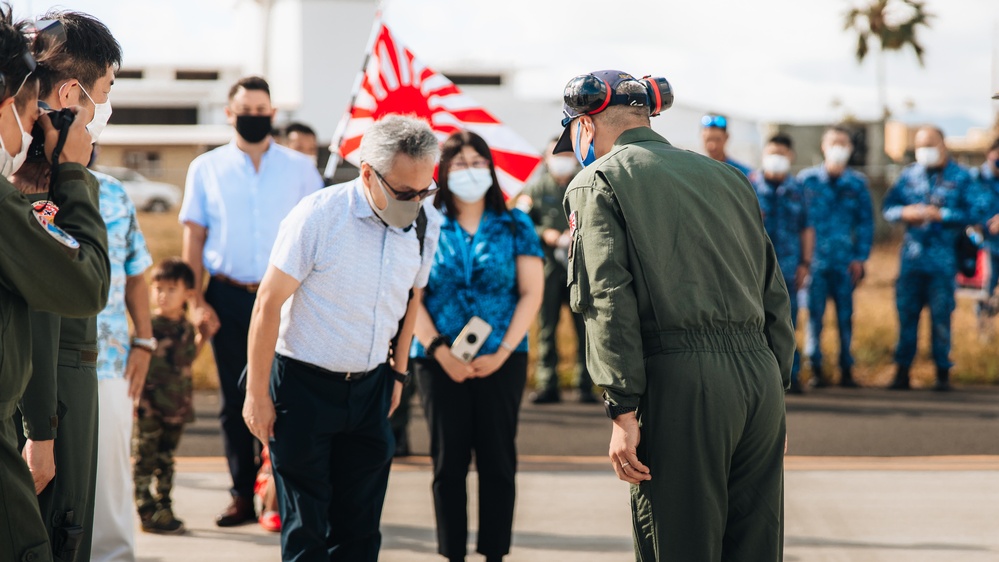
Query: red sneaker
259,510,281,533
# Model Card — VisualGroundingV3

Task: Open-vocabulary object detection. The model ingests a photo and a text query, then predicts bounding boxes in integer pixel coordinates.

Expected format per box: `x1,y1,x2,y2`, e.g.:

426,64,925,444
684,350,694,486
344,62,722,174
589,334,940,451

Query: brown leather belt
212,274,260,294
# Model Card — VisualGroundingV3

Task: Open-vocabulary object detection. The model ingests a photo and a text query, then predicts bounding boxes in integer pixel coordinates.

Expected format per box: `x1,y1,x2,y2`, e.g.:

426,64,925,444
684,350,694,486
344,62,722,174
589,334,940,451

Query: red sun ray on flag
333,22,542,198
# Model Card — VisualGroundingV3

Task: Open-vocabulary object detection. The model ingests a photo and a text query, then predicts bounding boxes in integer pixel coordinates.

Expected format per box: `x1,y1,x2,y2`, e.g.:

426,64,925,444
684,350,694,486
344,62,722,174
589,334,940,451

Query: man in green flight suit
517,141,594,404
0,9,111,562
555,70,794,561
11,11,127,562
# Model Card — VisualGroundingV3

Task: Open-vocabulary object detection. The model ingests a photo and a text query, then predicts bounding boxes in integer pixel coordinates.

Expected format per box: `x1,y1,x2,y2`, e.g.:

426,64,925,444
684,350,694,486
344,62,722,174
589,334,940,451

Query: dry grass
136,211,999,390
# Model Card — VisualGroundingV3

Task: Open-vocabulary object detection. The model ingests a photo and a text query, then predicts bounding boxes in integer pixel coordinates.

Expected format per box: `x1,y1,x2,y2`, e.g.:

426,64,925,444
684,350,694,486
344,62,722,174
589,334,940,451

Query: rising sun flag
330,22,542,198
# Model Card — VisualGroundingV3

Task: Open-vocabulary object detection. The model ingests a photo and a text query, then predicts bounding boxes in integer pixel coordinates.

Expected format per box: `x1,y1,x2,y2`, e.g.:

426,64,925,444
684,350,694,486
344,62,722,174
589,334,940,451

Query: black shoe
787,379,804,394
808,365,828,388
529,389,561,404
933,367,952,392
578,391,599,404
215,495,256,527
887,365,911,390
839,367,859,388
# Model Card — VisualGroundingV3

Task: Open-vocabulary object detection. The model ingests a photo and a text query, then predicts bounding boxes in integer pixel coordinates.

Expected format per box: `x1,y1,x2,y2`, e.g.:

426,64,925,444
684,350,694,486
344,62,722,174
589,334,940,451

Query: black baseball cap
553,70,648,154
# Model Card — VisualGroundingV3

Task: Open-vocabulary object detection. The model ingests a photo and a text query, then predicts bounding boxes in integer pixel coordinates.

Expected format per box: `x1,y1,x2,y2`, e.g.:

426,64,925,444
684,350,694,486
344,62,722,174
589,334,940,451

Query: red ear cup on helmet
642,76,674,117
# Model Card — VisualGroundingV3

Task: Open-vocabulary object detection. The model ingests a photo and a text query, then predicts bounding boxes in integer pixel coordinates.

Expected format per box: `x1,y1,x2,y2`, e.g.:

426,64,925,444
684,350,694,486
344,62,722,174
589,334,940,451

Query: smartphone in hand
450,316,493,363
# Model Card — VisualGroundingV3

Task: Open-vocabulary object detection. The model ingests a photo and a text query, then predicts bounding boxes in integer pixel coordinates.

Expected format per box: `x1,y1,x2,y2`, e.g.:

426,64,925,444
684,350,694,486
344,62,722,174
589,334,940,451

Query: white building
99,0,763,188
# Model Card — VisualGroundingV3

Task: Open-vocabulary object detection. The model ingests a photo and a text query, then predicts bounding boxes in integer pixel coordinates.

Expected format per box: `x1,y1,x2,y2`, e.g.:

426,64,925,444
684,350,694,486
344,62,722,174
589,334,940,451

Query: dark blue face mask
573,119,596,167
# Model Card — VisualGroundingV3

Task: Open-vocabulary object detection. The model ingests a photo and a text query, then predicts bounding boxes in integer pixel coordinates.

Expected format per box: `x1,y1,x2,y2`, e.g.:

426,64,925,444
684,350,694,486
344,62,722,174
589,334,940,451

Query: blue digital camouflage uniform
797,165,874,371
725,157,752,177
974,162,999,300
749,170,809,383
883,159,978,368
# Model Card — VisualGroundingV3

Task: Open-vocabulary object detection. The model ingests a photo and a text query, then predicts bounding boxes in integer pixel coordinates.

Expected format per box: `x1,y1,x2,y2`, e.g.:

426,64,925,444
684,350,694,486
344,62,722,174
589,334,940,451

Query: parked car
94,165,182,212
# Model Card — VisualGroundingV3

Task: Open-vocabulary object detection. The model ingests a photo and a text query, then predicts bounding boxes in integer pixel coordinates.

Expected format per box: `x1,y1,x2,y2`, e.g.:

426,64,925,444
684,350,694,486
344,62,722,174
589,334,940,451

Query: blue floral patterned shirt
412,208,543,359
94,171,153,381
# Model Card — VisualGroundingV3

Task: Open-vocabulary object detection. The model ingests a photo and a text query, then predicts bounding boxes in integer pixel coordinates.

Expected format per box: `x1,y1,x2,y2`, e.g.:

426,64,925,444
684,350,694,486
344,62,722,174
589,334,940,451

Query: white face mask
824,145,851,167
79,84,112,143
448,168,493,203
0,103,33,177
915,146,941,168
761,154,791,176
546,155,578,178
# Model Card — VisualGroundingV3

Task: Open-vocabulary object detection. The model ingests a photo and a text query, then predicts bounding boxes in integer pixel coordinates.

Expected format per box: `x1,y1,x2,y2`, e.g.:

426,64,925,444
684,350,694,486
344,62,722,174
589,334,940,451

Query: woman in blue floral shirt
412,131,544,562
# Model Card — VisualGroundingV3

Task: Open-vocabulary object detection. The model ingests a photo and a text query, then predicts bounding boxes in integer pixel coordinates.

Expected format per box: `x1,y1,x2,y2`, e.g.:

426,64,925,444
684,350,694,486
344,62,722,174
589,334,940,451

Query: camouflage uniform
522,170,590,396
749,170,809,384
797,166,874,373
132,315,196,516
882,160,978,370
974,163,999,301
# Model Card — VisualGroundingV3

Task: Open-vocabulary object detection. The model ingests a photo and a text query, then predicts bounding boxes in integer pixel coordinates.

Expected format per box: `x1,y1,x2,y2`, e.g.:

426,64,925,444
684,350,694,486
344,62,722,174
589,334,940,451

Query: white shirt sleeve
270,196,321,283
414,205,442,289
178,157,207,227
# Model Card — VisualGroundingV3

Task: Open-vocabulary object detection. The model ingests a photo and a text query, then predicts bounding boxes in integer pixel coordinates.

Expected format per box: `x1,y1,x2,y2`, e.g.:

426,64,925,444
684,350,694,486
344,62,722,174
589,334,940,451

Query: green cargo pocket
567,231,591,313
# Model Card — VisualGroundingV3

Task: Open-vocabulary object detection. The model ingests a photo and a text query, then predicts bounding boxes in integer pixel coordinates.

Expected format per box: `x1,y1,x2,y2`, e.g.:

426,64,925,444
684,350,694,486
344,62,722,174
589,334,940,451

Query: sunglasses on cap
701,115,727,130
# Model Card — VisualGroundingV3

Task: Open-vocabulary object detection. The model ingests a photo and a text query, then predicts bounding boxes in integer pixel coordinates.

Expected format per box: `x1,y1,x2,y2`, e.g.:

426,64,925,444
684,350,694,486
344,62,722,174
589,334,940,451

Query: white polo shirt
270,179,441,372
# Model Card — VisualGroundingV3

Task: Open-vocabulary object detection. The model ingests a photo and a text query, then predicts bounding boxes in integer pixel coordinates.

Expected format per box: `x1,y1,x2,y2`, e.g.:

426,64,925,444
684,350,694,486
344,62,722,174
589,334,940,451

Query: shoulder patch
32,201,80,249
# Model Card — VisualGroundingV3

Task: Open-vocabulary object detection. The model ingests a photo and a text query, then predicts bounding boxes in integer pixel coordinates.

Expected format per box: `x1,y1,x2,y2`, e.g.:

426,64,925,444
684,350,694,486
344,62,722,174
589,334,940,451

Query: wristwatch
426,334,449,358
603,398,637,420
131,337,158,353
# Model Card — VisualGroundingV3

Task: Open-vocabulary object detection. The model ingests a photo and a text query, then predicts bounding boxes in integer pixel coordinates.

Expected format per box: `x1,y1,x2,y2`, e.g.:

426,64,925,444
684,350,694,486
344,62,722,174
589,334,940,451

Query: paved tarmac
133,387,999,561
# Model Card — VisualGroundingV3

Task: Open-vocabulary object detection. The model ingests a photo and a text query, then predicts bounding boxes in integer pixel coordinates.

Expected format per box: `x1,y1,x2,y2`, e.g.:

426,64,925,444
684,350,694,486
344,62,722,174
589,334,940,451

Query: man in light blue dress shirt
243,115,441,562
179,76,323,527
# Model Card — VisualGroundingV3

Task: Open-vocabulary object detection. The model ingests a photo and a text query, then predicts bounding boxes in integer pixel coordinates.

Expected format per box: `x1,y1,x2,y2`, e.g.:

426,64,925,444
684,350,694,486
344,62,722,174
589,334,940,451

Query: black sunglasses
372,168,438,202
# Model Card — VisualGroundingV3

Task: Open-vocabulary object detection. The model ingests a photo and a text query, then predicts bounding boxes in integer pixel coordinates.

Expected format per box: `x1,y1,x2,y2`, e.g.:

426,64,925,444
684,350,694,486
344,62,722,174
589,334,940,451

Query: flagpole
324,0,386,180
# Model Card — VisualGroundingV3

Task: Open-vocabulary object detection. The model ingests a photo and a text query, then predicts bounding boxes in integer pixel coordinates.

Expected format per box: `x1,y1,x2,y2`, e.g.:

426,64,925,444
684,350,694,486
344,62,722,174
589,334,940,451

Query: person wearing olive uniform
0,9,112,562
517,143,593,404
11,12,128,562
556,70,793,561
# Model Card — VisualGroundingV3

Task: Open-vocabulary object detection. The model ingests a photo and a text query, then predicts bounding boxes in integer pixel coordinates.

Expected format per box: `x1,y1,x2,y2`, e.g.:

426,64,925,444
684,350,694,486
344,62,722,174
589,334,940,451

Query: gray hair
359,114,440,173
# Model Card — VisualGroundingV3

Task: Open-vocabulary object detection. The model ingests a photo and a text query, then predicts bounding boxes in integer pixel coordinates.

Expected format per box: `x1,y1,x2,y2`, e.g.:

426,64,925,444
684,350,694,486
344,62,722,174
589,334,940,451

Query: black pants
413,352,527,559
204,279,259,499
268,354,395,562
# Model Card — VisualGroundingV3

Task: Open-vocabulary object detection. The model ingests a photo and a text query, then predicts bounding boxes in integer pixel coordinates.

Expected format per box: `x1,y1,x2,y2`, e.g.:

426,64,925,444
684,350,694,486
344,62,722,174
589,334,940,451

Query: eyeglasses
701,115,727,130
372,168,438,202
450,156,491,171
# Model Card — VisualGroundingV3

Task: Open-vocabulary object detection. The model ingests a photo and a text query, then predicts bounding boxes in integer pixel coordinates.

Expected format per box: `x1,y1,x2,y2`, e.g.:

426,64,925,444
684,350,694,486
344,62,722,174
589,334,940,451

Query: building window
444,73,503,86
111,107,198,125
124,151,162,178
175,70,220,81
116,69,143,79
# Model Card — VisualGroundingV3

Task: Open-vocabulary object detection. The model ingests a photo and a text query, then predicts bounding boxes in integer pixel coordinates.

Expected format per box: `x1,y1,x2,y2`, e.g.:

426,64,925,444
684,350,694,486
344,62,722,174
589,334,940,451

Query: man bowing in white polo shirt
242,114,442,562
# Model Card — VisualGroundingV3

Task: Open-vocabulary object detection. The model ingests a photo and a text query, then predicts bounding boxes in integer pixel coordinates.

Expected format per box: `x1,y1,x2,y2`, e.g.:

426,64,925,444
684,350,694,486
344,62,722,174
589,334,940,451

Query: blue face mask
574,119,596,167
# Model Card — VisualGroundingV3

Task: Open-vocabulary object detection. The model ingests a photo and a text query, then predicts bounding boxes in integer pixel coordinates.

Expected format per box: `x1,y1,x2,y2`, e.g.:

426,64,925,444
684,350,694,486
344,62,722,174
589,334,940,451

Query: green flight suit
16,190,100,562
0,164,110,562
564,127,794,561
523,172,590,393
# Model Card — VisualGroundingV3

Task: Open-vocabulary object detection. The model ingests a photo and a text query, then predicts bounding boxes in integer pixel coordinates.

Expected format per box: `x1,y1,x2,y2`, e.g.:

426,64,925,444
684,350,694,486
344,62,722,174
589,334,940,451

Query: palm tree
844,0,934,119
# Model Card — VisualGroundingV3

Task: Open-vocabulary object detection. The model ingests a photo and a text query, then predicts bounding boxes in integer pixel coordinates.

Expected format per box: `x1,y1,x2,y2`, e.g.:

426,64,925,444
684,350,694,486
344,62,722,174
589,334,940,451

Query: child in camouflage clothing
133,258,205,534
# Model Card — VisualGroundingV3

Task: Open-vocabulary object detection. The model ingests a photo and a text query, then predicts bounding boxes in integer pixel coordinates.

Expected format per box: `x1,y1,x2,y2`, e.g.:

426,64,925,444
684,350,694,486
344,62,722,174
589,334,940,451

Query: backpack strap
390,206,429,362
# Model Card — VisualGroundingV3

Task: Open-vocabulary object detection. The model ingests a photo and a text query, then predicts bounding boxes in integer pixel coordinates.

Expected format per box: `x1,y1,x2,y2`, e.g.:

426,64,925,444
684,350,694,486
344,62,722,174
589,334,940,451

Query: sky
19,0,999,133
